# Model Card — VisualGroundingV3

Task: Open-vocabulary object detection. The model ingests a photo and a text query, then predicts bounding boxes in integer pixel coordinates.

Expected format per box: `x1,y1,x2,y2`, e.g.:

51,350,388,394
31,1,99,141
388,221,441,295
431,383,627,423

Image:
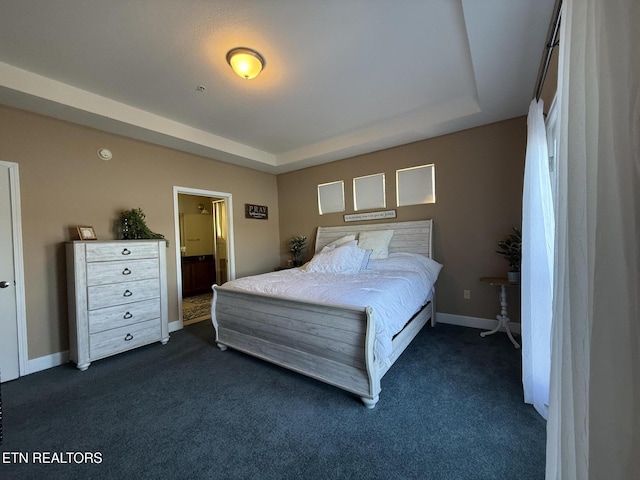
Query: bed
211,219,440,408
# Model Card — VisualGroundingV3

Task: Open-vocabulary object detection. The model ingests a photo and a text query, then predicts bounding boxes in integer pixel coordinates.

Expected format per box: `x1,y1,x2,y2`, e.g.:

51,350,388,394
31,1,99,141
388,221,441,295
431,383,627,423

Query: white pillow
321,235,357,251
331,234,356,247
358,230,394,259
320,238,357,253
306,245,372,274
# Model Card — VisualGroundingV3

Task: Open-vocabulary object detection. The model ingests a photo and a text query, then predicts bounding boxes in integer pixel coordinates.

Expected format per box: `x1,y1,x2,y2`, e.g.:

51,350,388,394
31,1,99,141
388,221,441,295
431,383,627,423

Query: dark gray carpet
0,322,545,480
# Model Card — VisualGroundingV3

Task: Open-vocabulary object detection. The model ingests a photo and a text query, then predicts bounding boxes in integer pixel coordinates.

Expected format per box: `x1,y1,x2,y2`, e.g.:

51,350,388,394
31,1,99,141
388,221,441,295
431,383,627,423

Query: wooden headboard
315,219,433,258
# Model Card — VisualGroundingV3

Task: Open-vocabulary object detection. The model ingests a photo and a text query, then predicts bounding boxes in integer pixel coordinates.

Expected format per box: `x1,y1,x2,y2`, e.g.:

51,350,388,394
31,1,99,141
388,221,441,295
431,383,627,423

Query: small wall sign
344,209,397,222
245,203,268,220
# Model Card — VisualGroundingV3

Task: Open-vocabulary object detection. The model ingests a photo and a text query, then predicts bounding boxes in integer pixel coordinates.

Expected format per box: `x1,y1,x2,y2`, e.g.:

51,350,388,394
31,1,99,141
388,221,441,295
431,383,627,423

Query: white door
0,163,21,382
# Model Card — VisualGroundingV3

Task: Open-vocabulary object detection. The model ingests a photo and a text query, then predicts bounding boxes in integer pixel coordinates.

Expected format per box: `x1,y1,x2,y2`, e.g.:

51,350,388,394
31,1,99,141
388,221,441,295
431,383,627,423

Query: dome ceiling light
226,47,266,80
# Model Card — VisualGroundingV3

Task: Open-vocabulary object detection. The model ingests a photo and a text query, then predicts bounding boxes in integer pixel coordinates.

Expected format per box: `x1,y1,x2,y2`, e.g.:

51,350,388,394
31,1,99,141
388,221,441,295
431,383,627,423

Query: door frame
1,160,28,377
172,186,235,329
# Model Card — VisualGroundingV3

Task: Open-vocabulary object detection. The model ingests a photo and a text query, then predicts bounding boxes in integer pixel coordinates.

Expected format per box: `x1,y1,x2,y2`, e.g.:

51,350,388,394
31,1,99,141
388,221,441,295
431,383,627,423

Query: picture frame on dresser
76,225,97,241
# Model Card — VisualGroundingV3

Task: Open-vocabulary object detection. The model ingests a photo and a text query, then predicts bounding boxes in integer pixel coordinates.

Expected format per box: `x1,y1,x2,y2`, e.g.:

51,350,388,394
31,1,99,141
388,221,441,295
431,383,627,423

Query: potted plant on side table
288,235,307,267
496,227,522,283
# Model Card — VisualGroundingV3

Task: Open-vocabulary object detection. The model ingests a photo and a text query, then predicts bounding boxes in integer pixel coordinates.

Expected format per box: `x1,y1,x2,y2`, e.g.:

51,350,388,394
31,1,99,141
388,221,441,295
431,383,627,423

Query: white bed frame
211,219,436,408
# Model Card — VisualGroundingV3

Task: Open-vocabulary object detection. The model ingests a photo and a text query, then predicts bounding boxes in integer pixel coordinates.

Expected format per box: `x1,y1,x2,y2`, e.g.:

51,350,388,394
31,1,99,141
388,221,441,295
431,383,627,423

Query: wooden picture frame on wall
77,225,97,241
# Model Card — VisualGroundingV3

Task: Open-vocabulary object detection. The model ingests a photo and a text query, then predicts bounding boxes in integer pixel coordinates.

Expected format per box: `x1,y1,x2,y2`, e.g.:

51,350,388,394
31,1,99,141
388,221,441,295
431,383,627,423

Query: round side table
479,277,520,349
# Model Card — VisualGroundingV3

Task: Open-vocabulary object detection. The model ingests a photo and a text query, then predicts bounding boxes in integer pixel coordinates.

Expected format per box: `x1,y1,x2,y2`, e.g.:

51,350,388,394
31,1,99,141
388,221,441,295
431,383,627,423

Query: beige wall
277,117,525,322
0,105,280,360
1,102,525,361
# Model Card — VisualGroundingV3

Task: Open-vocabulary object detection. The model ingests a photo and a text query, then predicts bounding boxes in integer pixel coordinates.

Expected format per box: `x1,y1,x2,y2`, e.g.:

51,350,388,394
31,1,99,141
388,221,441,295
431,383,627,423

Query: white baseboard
436,312,521,335
25,320,185,376
169,320,183,333
28,349,69,374
23,315,514,376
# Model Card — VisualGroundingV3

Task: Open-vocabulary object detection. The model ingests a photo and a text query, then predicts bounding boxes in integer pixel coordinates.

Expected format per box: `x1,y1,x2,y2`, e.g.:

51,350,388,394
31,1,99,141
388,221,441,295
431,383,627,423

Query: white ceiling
0,0,555,174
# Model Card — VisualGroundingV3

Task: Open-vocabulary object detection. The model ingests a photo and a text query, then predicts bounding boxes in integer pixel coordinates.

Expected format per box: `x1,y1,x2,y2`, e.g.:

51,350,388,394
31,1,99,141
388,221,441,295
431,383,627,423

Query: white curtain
546,0,640,478
521,99,554,420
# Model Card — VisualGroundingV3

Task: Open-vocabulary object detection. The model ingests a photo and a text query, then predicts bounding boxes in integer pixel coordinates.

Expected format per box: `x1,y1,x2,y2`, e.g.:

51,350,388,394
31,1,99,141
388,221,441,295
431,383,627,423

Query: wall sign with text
344,209,396,222
245,204,268,220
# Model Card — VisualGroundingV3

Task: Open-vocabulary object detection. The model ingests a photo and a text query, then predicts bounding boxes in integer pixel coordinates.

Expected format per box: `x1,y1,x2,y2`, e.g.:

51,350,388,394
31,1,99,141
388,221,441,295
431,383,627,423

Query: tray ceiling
0,0,555,173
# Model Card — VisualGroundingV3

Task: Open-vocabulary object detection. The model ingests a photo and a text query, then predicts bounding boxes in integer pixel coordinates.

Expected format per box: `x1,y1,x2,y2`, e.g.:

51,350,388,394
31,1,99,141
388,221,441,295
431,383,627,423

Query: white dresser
66,240,169,370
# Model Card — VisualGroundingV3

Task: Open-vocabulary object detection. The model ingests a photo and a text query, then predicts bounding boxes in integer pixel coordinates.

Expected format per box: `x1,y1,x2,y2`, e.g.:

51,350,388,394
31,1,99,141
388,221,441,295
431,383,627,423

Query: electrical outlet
463,290,471,300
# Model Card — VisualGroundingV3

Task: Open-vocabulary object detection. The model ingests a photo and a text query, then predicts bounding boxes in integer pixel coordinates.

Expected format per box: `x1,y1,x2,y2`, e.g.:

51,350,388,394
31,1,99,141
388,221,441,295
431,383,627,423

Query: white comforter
218,253,442,364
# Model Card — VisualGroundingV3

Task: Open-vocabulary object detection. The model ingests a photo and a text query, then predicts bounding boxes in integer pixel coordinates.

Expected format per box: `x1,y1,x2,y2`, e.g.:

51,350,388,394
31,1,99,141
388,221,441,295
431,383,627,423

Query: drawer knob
123,312,133,319
122,248,131,256
124,333,134,341
123,290,133,297
122,268,132,275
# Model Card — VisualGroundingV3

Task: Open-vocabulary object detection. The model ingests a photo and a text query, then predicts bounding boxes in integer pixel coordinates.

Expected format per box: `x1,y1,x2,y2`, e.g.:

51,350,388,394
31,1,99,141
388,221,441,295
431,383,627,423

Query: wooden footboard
211,285,434,408
212,285,381,406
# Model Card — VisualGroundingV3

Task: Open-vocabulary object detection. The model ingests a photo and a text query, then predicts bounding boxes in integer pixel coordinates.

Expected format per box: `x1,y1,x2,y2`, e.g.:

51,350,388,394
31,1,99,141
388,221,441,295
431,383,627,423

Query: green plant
496,227,522,272
120,208,168,246
288,235,307,266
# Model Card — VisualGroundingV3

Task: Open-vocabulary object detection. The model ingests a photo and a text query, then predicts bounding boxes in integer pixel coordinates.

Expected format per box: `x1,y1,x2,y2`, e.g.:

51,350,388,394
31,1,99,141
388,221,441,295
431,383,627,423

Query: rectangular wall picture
353,173,385,211
317,180,345,215
396,164,435,206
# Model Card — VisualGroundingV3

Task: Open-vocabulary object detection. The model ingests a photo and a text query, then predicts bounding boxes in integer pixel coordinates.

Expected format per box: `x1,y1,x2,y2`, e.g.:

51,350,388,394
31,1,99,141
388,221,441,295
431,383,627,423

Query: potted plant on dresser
120,207,168,246
496,227,522,283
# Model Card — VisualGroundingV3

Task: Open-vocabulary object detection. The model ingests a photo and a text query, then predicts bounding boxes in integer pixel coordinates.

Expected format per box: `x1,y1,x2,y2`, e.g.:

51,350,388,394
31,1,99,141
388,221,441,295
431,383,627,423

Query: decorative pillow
358,230,394,259
306,245,372,274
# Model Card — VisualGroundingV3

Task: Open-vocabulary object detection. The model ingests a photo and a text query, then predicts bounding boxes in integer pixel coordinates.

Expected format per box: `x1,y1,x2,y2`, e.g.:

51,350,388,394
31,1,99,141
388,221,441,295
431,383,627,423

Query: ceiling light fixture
226,47,265,80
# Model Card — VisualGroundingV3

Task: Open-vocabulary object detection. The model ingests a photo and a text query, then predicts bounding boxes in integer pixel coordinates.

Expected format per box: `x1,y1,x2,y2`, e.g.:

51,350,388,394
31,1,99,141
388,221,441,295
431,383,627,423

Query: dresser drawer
89,319,160,360
88,298,161,334
87,278,160,310
85,242,159,262
86,258,159,286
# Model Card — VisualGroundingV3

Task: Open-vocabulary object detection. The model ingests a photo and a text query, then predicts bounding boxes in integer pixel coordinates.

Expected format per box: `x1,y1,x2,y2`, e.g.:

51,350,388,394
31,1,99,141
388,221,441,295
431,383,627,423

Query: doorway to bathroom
173,187,234,327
